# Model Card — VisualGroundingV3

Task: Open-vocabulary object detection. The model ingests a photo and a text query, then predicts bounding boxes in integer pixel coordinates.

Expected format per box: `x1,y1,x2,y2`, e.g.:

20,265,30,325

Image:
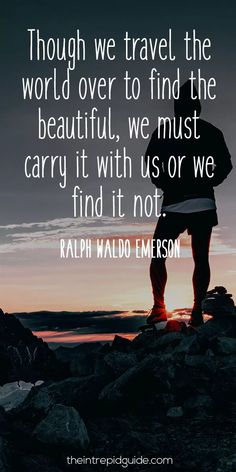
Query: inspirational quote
22,28,217,219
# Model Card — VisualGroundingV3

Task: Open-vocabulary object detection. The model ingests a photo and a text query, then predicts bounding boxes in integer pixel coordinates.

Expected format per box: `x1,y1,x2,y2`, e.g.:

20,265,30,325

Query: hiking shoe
188,309,204,327
147,306,168,324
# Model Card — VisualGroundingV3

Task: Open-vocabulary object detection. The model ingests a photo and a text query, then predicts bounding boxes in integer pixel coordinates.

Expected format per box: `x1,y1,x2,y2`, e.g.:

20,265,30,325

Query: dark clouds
14,310,147,334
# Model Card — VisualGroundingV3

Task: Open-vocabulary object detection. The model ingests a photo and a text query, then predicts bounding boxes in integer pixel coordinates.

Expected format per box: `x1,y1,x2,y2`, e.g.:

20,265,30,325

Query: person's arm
145,130,166,189
212,131,233,186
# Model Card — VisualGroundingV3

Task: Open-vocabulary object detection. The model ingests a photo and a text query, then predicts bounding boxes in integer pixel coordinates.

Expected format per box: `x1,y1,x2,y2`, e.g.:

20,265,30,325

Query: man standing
145,80,232,327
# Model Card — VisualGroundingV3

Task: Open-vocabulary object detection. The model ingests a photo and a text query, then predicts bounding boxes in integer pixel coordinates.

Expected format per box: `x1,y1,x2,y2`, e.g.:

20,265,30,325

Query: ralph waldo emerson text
59,238,181,259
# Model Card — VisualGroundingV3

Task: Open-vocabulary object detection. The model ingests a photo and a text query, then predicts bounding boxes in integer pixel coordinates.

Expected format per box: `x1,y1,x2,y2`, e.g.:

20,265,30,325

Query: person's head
174,80,201,118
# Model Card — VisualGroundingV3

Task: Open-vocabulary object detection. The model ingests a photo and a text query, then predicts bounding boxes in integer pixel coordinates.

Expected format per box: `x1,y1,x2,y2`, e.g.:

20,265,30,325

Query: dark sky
1,0,235,224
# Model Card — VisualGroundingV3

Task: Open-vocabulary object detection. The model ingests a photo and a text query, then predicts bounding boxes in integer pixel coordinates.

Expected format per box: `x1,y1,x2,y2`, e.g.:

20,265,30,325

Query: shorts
155,209,218,237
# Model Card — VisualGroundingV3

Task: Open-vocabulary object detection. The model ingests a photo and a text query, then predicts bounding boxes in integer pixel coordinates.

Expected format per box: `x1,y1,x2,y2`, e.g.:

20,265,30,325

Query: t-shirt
162,197,216,213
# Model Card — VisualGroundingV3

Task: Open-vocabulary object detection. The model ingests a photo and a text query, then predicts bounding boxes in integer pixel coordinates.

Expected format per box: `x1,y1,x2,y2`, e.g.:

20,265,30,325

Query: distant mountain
0,309,66,385
12,310,147,337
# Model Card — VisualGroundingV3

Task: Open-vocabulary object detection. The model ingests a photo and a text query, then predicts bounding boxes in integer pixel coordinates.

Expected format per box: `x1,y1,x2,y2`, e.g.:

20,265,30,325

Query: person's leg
191,227,212,320
148,213,184,323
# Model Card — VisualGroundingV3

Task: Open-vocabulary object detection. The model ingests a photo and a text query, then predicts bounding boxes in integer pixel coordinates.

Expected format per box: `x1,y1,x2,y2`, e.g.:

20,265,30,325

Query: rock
158,393,176,409
34,404,89,449
21,454,63,472
0,310,66,385
0,437,11,471
153,332,184,350
2,302,236,471
17,374,108,420
99,354,174,407
206,348,215,357
0,407,9,435
173,334,199,354
93,357,113,378
132,330,184,356
166,406,184,417
54,342,103,362
103,351,137,377
197,317,236,339
0,380,43,411
217,354,236,368
173,362,212,399
131,330,162,353
202,286,235,315
87,415,167,457
164,320,187,333
70,355,94,376
111,335,132,353
124,429,166,455
216,453,236,472
184,355,216,374
214,337,236,355
183,394,214,410
212,365,236,400
54,343,103,376
15,384,55,420
99,354,156,405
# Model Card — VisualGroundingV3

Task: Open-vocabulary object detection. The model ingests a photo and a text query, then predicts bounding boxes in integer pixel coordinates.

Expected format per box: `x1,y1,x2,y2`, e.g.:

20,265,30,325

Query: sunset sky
1,0,235,314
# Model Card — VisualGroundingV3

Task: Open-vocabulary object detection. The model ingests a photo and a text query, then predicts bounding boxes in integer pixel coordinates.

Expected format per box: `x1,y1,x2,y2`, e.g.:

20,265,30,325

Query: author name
60,238,181,259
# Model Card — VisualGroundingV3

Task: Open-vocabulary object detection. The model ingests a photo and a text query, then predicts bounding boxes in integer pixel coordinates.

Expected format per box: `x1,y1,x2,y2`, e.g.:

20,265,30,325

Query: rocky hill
0,309,66,385
1,312,236,471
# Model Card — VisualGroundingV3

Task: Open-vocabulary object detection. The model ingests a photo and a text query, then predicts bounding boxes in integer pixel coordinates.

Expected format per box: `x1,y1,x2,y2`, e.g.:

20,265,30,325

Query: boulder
153,332,184,350
172,363,211,399
16,374,108,420
214,337,236,355
0,437,11,471
111,335,132,353
166,406,184,417
184,355,216,374
21,454,63,472
131,330,184,355
173,334,199,355
198,317,236,339
157,393,176,409
34,404,89,449
99,354,174,407
216,453,236,472
0,407,9,435
164,320,188,333
131,330,163,353
183,394,214,410
0,380,43,411
15,384,55,420
211,365,236,400
103,351,137,377
217,354,236,368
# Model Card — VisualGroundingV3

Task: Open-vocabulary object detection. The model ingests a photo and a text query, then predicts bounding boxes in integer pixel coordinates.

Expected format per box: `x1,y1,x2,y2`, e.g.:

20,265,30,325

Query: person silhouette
145,80,233,327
